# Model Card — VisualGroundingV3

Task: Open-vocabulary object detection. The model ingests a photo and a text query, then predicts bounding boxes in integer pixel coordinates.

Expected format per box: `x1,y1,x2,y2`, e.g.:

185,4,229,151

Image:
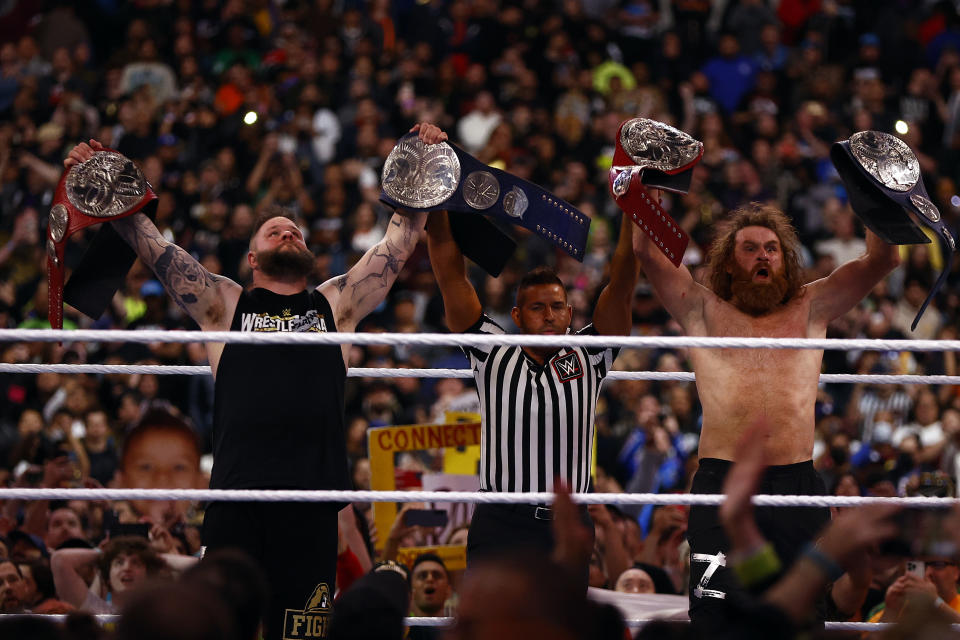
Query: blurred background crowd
1,0,960,635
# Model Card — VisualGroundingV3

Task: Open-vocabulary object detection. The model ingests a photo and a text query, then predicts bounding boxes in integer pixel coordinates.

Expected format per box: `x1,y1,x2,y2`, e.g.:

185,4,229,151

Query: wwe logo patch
551,352,583,382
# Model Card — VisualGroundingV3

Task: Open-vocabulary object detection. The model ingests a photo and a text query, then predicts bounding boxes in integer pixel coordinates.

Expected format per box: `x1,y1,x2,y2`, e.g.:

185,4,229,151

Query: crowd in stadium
1,0,960,638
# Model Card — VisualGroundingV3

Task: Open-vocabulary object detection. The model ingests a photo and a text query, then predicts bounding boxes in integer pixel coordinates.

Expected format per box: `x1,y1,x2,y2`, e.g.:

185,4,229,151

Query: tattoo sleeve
111,214,226,323
336,210,426,324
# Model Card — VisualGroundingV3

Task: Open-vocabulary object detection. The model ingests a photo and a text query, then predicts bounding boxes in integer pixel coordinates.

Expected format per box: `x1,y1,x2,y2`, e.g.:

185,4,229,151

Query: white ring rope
1,362,955,386
0,488,954,508
0,614,942,631
4,334,952,631
5,328,960,352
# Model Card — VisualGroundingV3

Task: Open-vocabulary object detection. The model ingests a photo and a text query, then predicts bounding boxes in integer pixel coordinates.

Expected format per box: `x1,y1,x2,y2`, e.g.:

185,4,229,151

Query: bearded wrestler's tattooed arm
319,209,427,331
111,213,241,329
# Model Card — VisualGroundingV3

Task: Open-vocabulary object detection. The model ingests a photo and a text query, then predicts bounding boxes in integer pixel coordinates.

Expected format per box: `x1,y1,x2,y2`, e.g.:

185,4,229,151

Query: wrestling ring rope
3,328,958,631
0,614,949,631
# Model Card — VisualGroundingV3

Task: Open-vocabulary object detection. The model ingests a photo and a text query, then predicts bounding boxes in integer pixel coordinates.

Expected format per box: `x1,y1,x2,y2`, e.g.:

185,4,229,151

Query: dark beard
257,244,315,280
729,263,789,315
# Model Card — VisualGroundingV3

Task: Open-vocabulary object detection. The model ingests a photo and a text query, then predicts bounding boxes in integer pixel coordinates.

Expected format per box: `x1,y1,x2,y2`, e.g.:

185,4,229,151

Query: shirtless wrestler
633,200,900,631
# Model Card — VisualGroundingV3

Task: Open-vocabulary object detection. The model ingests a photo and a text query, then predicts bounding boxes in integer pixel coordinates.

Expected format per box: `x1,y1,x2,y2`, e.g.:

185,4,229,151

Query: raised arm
424,210,482,332
319,208,426,331
807,228,900,326
593,213,640,335
64,141,241,331
110,214,240,330
51,547,100,608
318,123,441,331
632,202,708,332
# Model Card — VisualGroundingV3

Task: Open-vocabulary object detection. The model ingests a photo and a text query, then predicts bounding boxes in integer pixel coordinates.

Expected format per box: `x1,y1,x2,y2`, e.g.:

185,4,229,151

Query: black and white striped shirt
463,314,618,493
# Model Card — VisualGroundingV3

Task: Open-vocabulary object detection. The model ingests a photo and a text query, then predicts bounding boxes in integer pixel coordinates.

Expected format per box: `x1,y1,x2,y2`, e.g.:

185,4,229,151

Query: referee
425,209,638,568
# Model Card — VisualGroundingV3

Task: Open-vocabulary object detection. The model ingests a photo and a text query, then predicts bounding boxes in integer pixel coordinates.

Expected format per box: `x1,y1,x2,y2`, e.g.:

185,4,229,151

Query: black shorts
467,502,595,591
202,501,340,640
686,458,830,634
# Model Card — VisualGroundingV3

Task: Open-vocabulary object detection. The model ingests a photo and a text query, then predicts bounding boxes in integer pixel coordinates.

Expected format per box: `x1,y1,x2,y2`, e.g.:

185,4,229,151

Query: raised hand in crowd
718,420,769,558
720,419,903,629
381,502,429,562
551,480,594,581
588,503,631,588
639,505,688,570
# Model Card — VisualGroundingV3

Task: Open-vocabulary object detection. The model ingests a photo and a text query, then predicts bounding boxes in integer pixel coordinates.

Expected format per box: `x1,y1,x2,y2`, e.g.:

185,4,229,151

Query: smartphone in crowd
906,560,925,578
102,510,150,539
403,508,449,528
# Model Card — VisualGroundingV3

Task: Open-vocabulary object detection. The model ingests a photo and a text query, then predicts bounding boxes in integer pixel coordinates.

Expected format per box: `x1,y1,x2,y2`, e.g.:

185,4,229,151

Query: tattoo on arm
335,211,424,324
113,214,224,318
350,242,403,292
389,212,419,249
153,245,222,311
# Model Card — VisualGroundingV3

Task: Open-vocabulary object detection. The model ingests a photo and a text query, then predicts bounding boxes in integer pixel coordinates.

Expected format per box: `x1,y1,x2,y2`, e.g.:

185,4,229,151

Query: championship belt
831,131,957,330
47,149,157,330
380,133,590,276
608,118,704,267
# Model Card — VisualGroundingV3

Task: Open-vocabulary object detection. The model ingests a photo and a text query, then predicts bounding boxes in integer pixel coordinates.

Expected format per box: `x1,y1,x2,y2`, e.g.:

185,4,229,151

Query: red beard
729,262,789,315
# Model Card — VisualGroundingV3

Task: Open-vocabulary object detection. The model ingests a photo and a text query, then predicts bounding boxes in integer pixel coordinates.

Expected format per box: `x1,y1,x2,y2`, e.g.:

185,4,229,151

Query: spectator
700,33,758,114
893,276,944,339
115,581,236,640
614,567,656,594
455,91,501,154
408,552,452,618
44,507,84,552
82,409,118,488
50,535,179,614
16,559,73,614
114,409,204,532
7,529,47,563
869,555,960,623
181,549,269,640
0,559,25,613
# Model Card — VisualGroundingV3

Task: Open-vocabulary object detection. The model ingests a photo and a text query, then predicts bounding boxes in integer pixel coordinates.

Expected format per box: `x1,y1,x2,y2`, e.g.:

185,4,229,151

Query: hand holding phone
403,508,449,528
906,559,925,578
103,510,150,539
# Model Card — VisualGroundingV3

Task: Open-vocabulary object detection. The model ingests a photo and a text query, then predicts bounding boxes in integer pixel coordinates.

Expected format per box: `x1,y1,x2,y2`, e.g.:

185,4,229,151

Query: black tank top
210,288,349,490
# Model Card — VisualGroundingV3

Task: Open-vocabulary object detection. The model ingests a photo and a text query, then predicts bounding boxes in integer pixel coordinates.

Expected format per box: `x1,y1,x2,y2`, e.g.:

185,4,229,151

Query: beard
257,244,315,280
729,262,790,315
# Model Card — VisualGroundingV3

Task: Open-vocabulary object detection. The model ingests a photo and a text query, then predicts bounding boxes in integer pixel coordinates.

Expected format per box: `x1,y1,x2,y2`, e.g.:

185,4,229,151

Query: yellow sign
396,544,467,571
369,416,481,551
370,422,481,452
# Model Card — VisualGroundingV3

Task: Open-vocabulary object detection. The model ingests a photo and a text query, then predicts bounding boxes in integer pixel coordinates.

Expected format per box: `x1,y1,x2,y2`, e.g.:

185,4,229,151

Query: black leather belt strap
831,131,956,330
607,118,703,267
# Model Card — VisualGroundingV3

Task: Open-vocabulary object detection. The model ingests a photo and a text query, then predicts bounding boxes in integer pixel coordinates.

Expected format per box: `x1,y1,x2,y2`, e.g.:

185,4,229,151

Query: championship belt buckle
47,149,157,330
380,134,590,276
608,118,703,267
831,130,957,330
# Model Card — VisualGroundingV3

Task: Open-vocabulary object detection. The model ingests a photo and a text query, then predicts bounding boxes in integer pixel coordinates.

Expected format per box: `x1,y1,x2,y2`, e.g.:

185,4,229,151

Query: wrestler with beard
63,123,447,640
253,232,316,281
632,200,900,634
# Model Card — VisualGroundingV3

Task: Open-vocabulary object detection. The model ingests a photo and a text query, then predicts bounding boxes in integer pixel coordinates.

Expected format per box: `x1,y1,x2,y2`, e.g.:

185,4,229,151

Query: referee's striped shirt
463,314,618,493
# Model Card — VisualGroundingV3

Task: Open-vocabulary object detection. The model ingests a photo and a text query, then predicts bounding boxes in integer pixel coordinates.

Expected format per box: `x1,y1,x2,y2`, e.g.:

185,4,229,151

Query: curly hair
98,536,166,583
705,202,806,303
